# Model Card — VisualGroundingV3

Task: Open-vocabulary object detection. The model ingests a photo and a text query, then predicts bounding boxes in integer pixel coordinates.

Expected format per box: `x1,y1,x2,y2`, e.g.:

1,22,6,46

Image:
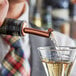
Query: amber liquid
42,59,73,76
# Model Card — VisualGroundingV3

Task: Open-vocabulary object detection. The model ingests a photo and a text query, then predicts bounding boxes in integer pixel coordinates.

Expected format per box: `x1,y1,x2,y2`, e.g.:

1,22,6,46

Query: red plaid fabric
1,35,31,76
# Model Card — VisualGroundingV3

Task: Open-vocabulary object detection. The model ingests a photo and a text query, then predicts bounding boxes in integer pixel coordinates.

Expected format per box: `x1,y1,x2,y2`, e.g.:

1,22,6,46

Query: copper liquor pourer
0,18,53,37
23,27,53,38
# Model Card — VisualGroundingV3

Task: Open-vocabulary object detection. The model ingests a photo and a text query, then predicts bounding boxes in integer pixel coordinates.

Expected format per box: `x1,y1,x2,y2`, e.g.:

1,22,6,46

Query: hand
71,0,76,4
0,0,9,26
8,0,25,3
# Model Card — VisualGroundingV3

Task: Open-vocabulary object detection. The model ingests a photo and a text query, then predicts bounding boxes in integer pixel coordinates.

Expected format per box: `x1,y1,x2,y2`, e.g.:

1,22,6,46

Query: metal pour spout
23,27,53,38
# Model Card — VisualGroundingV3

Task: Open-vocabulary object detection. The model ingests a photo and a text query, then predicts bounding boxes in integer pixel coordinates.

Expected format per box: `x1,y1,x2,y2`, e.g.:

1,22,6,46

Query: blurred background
29,0,76,75
29,0,76,41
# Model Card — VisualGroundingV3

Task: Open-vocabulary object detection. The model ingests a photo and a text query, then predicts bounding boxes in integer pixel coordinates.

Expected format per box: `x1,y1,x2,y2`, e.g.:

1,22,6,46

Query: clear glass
38,46,76,76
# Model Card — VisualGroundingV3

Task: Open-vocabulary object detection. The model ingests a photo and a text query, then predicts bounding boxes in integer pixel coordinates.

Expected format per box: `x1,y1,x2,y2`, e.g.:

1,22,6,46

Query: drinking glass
38,46,76,76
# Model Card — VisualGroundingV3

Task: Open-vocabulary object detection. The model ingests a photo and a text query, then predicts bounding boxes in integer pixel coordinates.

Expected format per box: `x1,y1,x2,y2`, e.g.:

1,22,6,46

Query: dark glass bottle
0,18,25,36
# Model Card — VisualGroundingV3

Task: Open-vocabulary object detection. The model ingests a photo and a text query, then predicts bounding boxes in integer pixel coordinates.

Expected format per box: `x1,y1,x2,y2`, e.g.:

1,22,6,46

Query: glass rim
38,46,76,51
